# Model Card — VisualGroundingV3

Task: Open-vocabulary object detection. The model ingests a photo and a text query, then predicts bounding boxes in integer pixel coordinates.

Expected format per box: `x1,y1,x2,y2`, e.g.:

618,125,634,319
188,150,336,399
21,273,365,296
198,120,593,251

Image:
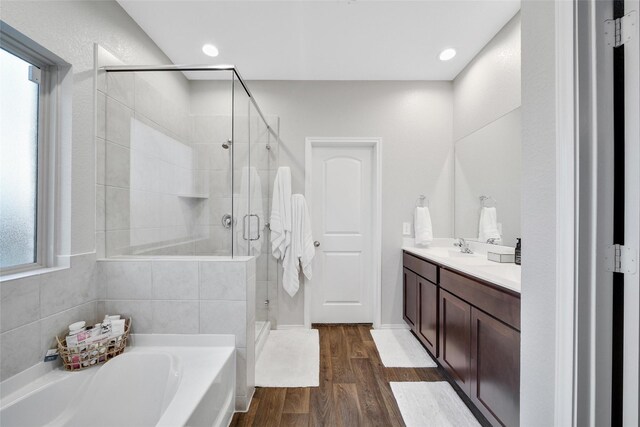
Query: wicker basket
56,318,131,371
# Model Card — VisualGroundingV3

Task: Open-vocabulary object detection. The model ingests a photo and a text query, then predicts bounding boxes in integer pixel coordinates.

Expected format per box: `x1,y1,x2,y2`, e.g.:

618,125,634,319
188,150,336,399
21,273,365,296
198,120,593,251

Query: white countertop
402,244,521,294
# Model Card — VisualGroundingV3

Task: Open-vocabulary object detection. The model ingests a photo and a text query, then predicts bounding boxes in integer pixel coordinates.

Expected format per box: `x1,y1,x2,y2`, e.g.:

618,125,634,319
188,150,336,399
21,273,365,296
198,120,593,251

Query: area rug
390,381,481,427
370,329,437,368
255,329,319,387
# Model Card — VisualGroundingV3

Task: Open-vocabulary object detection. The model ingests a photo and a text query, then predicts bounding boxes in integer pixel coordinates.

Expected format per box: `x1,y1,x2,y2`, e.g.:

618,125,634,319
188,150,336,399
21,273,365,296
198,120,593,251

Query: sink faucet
454,238,474,254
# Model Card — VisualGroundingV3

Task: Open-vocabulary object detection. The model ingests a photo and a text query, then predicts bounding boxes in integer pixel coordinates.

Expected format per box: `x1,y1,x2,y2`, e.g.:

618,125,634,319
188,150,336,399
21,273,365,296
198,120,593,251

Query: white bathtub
0,334,235,427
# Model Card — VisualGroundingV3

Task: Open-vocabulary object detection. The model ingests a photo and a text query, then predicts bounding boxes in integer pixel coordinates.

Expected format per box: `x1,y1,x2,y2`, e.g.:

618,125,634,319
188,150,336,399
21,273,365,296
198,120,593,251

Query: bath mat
370,329,436,368
255,329,319,387
390,382,481,427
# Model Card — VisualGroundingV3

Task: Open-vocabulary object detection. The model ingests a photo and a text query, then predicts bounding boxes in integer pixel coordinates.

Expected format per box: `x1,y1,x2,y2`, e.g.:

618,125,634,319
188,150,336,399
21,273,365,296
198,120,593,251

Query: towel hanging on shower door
283,194,315,297
270,167,292,260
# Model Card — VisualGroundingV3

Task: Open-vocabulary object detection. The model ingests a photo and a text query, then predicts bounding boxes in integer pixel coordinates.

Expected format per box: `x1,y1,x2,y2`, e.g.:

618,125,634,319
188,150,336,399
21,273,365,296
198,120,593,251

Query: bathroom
0,0,638,426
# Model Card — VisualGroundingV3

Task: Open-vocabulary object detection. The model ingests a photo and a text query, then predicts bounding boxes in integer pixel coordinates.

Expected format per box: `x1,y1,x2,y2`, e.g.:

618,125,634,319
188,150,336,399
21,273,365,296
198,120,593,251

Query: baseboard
277,323,409,330
276,324,307,330
374,323,411,330
255,321,271,360
235,386,255,412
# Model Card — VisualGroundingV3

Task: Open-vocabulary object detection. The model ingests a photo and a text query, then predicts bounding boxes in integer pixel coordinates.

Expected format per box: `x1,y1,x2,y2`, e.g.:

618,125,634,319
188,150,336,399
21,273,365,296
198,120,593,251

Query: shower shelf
177,194,209,199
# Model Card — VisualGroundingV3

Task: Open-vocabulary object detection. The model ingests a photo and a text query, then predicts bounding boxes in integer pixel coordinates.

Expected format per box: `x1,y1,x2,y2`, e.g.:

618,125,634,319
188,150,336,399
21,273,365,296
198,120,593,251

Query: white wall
453,13,521,142
520,2,558,424
453,13,521,247
191,80,453,326
0,0,187,381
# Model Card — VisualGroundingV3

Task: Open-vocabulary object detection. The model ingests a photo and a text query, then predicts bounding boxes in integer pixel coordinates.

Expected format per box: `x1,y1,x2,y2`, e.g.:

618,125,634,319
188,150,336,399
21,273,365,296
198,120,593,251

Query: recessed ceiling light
439,48,456,61
202,44,219,57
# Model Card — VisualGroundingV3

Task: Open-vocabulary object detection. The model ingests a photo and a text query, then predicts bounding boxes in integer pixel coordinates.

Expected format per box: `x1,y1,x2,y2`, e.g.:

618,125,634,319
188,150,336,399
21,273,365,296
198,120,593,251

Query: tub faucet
454,238,473,254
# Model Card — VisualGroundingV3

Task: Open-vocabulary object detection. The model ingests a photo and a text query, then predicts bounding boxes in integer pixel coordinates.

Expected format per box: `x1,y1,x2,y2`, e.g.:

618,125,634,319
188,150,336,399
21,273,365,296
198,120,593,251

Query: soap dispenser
515,238,521,265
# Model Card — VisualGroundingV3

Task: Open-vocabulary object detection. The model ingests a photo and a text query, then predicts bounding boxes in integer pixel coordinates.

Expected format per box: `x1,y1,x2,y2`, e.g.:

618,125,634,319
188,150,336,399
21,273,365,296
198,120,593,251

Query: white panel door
310,145,373,323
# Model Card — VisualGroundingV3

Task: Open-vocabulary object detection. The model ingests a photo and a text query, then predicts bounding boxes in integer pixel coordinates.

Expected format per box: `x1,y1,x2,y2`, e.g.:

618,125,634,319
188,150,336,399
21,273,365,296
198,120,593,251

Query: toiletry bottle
515,238,521,265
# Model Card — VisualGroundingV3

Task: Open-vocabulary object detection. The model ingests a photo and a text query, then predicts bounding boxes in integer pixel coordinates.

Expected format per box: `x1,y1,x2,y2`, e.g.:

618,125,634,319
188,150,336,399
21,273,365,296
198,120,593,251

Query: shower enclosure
98,64,278,340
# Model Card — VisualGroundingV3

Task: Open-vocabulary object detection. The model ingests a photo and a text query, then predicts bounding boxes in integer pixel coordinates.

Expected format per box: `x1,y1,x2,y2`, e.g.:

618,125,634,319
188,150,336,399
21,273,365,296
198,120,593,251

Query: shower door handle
242,214,261,241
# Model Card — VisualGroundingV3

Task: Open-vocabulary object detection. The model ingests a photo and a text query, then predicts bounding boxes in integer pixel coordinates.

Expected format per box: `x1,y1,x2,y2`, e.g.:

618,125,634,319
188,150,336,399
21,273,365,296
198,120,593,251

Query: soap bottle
515,238,522,265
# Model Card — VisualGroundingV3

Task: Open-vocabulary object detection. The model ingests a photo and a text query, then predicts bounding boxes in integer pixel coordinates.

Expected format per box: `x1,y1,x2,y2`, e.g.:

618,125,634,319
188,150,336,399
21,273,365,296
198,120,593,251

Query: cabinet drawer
440,269,520,331
403,252,438,284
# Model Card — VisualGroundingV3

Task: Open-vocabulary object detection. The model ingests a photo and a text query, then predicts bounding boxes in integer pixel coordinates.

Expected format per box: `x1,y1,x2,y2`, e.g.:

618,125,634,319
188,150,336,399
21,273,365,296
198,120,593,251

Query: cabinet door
403,268,418,329
418,277,438,357
470,308,520,427
439,289,471,396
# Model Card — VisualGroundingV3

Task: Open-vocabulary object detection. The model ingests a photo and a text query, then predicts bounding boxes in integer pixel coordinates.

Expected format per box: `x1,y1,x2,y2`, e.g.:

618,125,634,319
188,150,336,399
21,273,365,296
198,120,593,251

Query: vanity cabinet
403,253,439,354
439,289,471,395
418,276,438,357
470,308,520,427
403,268,418,329
402,250,521,427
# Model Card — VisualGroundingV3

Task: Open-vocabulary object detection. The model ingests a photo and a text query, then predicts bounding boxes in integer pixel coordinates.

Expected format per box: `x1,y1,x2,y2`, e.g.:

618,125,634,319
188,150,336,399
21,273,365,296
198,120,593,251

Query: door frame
304,137,382,329
562,0,640,424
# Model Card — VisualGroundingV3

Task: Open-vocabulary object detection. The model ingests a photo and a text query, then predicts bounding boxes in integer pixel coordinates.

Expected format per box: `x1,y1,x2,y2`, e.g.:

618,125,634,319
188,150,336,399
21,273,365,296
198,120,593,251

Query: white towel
478,207,501,242
283,194,315,298
414,207,433,245
270,167,292,260
235,167,264,256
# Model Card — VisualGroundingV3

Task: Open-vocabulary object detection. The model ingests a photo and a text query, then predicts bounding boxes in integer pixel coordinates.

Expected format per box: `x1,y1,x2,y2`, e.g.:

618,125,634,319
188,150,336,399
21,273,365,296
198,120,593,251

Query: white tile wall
96,137,106,186
200,262,246,300
106,71,135,108
96,256,256,408
105,142,130,188
106,97,133,147
152,301,199,333
200,300,247,346
104,261,152,299
98,300,153,333
105,187,130,230
1,322,41,382
39,302,97,355
0,254,99,381
0,275,40,333
40,254,97,318
152,261,198,300
99,67,212,257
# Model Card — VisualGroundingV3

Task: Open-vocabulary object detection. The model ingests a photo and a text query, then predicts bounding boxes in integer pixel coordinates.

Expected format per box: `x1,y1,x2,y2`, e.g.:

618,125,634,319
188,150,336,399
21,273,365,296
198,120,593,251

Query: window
0,46,45,272
0,23,71,277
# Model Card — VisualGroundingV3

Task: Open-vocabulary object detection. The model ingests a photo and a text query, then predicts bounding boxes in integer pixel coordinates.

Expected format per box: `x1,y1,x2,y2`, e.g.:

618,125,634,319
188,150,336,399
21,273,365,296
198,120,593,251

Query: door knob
314,241,320,247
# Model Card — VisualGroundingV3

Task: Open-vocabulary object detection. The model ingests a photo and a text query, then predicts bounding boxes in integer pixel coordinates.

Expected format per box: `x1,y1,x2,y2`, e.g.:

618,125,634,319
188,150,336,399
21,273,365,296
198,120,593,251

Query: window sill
0,265,68,283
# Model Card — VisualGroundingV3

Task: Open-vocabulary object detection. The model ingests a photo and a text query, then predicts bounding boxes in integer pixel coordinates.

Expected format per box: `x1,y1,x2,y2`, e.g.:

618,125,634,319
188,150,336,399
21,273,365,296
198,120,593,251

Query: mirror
454,108,521,247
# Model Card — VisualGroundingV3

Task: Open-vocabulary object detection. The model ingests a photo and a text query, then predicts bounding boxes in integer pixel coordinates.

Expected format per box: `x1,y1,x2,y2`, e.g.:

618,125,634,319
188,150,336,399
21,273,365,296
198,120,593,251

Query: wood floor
230,324,481,427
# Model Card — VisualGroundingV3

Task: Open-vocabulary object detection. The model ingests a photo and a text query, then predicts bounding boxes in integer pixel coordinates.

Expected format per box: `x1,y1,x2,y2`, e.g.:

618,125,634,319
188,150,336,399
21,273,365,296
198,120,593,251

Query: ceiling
117,0,520,81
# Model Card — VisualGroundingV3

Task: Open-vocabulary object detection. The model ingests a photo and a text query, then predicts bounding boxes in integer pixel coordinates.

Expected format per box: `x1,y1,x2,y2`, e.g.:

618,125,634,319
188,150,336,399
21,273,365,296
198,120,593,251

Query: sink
424,248,467,257
423,248,485,263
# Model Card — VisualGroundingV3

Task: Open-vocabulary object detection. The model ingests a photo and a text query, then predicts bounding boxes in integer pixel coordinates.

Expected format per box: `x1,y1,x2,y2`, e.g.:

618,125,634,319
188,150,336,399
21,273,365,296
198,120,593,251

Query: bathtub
0,334,235,427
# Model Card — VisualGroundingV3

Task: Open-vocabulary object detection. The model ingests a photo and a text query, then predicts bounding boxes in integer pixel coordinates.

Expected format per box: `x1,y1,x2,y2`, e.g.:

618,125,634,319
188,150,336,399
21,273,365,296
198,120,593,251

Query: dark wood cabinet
402,250,521,427
471,308,521,427
438,289,472,396
418,277,438,357
403,268,418,330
